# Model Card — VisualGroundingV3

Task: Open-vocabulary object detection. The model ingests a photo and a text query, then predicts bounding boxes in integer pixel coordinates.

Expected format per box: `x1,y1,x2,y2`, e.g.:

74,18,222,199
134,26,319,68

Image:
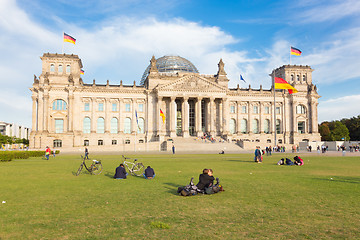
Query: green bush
0,151,46,161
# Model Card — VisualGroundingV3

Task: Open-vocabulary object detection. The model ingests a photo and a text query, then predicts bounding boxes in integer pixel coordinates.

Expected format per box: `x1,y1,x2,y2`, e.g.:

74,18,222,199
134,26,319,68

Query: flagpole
273,71,277,146
62,32,64,54
289,45,291,65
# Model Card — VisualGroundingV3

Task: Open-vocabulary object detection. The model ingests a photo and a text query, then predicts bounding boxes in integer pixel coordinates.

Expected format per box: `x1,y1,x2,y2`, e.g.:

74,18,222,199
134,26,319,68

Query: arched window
276,119,281,134
110,118,118,134
58,64,63,73
264,119,270,134
291,75,294,81
297,75,300,81
138,118,145,134
229,118,236,134
252,119,259,134
124,117,131,134
240,119,247,134
296,105,306,114
52,99,67,110
66,65,71,73
83,117,91,133
97,117,105,133
50,64,55,72
303,75,306,81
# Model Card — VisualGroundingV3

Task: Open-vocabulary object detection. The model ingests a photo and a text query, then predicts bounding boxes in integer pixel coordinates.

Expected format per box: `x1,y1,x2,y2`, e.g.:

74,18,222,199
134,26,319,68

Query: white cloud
318,95,360,122
297,0,360,23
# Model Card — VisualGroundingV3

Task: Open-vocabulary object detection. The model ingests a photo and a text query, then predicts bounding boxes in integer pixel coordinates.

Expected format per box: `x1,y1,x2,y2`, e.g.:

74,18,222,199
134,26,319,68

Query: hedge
0,150,60,162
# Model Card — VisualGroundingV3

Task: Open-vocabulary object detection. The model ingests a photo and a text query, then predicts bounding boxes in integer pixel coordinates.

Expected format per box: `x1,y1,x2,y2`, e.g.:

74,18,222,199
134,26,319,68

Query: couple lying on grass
277,156,304,166
178,168,224,196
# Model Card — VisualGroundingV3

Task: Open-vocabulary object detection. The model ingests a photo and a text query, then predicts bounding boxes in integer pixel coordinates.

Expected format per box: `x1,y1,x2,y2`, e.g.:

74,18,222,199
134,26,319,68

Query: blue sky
1,0,360,127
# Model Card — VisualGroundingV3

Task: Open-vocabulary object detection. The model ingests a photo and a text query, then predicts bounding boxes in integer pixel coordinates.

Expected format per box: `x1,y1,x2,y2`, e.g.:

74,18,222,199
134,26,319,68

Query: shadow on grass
226,159,254,163
314,176,360,184
163,182,183,195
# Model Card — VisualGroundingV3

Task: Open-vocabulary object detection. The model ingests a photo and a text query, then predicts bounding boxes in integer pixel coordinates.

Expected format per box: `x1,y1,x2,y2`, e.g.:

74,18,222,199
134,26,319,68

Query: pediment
158,75,226,92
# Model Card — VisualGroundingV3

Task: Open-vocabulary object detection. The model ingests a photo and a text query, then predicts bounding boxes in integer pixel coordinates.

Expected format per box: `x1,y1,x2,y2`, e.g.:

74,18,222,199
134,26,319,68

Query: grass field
0,153,359,239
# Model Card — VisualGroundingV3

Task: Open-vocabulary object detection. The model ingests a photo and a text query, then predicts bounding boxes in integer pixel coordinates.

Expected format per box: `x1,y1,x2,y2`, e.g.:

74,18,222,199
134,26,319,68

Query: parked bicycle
122,155,145,176
76,155,103,176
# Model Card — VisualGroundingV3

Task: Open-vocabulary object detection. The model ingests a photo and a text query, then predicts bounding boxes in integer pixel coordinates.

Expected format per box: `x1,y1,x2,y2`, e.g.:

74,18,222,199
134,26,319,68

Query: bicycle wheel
132,163,145,176
91,162,103,175
76,163,84,176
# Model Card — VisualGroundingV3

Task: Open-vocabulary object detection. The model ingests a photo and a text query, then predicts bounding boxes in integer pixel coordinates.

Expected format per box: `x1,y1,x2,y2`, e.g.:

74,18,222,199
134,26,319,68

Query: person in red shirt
45,146,51,160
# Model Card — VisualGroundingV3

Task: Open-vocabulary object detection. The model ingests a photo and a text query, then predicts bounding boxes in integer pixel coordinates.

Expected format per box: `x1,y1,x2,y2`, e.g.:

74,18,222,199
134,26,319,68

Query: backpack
177,178,199,196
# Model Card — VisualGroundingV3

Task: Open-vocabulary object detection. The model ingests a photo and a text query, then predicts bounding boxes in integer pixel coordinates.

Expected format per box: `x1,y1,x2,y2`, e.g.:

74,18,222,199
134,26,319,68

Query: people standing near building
268,146,272,155
45,146,51,160
84,147,89,159
254,146,262,163
172,144,175,154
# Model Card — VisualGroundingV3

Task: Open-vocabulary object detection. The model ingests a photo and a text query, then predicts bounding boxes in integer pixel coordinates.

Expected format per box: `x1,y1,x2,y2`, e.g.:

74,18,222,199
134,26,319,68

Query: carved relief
160,76,225,92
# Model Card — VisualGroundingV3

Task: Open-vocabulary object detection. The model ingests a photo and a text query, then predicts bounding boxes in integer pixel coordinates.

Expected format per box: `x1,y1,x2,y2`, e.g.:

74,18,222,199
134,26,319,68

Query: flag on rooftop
291,46,301,56
80,69,84,75
240,74,246,82
64,33,76,44
274,77,298,94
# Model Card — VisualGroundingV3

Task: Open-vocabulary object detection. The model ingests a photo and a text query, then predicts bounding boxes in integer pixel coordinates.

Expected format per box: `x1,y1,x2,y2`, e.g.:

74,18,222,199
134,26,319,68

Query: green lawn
0,153,359,239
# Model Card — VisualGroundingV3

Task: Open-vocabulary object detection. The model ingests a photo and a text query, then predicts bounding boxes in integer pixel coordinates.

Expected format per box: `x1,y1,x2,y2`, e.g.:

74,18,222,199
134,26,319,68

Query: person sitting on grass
196,168,215,191
143,166,155,179
294,156,304,166
114,164,128,179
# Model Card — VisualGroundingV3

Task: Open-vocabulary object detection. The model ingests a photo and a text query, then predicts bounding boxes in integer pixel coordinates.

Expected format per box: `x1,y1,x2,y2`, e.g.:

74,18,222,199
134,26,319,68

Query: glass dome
140,55,199,85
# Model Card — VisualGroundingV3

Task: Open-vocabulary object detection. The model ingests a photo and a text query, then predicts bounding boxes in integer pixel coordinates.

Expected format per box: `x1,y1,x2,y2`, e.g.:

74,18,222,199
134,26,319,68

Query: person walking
84,147,89,159
45,146,51,160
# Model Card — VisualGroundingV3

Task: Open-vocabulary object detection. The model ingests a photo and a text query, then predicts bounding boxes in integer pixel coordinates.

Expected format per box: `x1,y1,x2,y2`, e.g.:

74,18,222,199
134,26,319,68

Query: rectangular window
98,140,103,146
112,103,117,111
138,103,144,112
84,140,89,146
98,103,104,111
125,103,131,112
298,121,305,134
253,106,258,114
84,103,90,111
55,119,64,133
276,107,281,114
112,140,117,145
242,106,247,114
230,105,235,113
264,106,270,114
53,140,62,148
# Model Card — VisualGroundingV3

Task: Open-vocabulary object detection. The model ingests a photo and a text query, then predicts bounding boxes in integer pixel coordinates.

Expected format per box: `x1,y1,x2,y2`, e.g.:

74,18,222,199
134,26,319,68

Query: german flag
80,69,84,75
64,33,76,44
160,109,166,124
291,46,301,56
275,77,298,94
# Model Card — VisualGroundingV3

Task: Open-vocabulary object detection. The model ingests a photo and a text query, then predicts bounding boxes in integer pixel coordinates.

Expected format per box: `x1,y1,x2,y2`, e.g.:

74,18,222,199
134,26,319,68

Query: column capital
183,96,189,101
170,96,176,101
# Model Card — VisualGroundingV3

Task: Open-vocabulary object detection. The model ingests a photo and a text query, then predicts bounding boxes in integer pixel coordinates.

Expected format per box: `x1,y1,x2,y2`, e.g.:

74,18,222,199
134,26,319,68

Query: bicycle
122,155,145,176
76,155,103,176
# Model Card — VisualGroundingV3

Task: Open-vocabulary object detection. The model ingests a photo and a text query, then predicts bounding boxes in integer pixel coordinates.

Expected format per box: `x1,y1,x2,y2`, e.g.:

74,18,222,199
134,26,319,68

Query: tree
319,122,332,141
330,121,349,141
341,115,360,141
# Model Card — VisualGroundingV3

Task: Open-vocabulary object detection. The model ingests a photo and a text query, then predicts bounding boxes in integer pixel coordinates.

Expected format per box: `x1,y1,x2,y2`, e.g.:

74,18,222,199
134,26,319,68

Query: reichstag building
29,53,321,150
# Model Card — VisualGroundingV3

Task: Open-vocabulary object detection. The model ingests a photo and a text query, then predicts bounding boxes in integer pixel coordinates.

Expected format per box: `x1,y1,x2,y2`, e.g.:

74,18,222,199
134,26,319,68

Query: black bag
177,178,199,196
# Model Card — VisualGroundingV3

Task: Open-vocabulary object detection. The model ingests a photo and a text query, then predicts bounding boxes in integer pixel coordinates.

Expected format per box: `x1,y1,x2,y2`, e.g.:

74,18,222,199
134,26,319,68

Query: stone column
118,99,123,133
292,101,297,134
32,96,38,131
170,97,176,137
43,93,49,132
222,98,229,135
131,98,136,134
196,97,203,136
209,97,215,136
218,100,223,133
248,102,252,134
157,96,165,137
259,103,263,133
68,94,74,132
91,98,96,133
236,101,240,135
182,97,189,137
105,98,110,133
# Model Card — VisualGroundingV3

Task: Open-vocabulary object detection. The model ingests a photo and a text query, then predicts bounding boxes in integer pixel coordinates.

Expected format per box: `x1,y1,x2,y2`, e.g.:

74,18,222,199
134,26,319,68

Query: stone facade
29,53,321,150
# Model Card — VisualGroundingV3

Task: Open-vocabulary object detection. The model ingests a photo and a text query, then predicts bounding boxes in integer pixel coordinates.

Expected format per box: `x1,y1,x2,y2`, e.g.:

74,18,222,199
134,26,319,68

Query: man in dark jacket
196,169,215,190
114,164,128,179
144,166,155,179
